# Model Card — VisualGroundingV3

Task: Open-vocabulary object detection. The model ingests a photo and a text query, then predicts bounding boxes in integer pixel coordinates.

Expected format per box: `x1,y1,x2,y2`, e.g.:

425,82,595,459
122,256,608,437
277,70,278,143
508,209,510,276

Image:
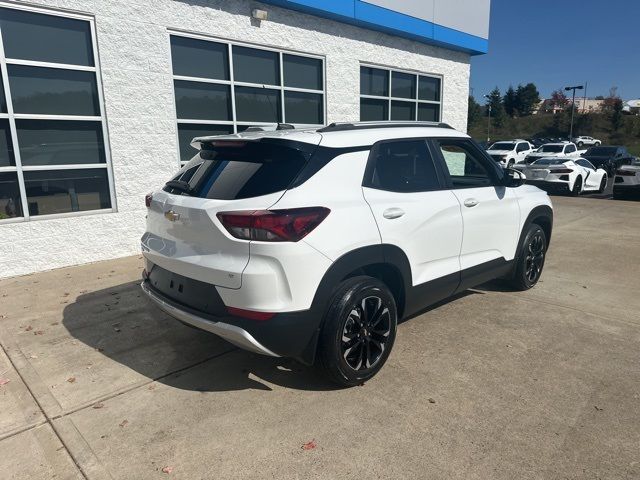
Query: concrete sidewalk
1,196,639,479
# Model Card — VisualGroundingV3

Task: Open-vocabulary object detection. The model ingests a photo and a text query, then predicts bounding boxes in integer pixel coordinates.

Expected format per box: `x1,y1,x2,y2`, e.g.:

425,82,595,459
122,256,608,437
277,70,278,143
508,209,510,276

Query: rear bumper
140,278,322,364
141,281,278,357
613,184,640,195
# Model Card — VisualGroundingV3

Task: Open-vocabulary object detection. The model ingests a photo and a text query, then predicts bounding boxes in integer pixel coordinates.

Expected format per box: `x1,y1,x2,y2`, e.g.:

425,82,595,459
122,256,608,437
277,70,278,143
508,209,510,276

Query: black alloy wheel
508,223,547,291
317,276,397,387
341,296,391,371
524,230,545,284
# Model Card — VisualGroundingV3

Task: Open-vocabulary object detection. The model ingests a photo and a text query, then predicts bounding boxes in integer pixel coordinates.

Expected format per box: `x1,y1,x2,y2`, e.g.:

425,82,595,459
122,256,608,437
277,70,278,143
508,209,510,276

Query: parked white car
486,139,534,168
572,136,601,148
141,121,553,386
525,142,580,164
515,157,608,196
613,158,640,199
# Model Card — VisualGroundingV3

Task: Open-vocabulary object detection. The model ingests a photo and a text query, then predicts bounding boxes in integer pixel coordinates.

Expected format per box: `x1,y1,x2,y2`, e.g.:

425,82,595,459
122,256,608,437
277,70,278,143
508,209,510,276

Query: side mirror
504,168,526,187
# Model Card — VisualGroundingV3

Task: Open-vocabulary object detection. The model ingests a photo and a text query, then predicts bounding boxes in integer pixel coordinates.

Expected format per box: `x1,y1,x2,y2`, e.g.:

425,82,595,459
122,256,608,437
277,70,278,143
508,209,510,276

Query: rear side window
164,140,314,200
364,140,442,192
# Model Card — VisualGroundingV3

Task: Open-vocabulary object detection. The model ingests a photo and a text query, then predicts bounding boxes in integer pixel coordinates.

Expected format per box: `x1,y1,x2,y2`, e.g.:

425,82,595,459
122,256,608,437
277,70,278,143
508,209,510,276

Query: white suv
486,139,534,168
572,136,601,148
525,142,579,164
141,122,553,386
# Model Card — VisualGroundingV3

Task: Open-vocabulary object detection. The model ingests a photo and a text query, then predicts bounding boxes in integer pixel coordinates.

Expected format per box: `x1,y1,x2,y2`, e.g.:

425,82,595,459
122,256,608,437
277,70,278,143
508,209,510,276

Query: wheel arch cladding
302,245,411,363
520,205,553,250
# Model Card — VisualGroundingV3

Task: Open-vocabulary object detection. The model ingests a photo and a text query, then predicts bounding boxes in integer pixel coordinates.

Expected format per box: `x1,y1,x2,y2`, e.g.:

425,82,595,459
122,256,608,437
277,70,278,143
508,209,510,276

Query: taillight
145,193,153,208
217,207,330,242
616,170,636,176
552,168,574,174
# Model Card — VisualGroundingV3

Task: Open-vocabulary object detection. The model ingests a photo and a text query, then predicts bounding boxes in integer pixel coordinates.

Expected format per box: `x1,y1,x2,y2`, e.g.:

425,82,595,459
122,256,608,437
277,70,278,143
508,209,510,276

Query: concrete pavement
0,195,639,479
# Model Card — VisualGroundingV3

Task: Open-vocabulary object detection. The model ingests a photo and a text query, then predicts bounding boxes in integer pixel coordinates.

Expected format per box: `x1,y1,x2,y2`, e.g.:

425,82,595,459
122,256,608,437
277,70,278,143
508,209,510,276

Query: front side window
435,139,499,189
170,34,325,164
516,143,529,152
565,145,576,154
0,6,112,222
364,140,441,193
359,65,442,122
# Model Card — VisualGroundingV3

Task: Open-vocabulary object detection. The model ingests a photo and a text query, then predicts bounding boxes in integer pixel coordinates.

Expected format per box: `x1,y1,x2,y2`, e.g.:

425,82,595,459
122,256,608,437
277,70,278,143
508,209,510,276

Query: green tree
485,87,505,128
515,83,541,116
503,86,517,117
467,95,482,130
549,89,569,110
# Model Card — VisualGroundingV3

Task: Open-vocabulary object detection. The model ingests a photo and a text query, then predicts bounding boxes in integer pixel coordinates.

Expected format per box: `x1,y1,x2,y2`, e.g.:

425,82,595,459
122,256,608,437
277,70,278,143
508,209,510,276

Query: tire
578,141,584,148
508,224,547,291
316,276,397,387
595,141,601,146
570,176,582,196
598,175,607,194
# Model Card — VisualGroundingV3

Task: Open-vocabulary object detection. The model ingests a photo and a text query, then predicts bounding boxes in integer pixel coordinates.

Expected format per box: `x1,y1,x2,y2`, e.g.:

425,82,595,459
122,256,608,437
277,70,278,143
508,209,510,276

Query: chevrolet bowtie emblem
164,210,180,222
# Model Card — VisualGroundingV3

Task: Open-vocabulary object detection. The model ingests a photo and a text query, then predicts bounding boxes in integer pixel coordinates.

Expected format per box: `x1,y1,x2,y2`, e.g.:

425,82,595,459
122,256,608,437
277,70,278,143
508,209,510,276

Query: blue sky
470,0,640,102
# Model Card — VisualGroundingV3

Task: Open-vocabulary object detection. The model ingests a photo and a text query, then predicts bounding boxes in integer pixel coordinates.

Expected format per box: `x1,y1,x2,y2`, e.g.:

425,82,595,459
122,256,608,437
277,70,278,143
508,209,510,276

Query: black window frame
429,137,505,190
362,137,447,193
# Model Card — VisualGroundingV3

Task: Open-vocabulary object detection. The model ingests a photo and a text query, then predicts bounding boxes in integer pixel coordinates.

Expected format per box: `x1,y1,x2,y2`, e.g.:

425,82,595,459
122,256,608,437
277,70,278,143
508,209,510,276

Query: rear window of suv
164,140,316,200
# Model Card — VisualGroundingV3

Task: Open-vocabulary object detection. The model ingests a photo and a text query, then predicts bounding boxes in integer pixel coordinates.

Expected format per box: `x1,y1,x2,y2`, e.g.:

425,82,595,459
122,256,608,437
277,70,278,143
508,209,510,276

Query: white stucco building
0,0,491,278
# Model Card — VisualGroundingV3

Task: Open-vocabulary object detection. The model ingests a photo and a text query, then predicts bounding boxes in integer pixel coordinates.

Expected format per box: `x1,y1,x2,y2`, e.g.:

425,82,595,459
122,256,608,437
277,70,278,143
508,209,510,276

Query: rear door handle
463,198,479,208
383,208,405,219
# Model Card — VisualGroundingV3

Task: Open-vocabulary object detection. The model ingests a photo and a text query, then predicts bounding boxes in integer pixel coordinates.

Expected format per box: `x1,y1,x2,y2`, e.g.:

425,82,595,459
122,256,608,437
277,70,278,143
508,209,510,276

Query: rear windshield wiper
165,180,193,195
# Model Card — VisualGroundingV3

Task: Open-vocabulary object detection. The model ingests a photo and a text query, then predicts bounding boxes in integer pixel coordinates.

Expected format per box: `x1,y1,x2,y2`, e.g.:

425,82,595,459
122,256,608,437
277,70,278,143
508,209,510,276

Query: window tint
174,80,231,120
576,159,595,170
516,143,528,152
16,120,105,166
0,172,22,219
390,100,415,121
284,91,323,124
360,98,388,121
418,76,441,102
0,120,15,167
360,66,388,96
0,8,94,66
234,86,281,122
283,54,322,90
565,144,576,153
366,140,441,193
232,46,279,85
166,141,313,200
418,103,439,122
170,36,229,80
360,67,442,122
24,168,111,216
391,71,416,99
177,124,234,163
8,65,100,116
0,7,112,221
436,140,497,188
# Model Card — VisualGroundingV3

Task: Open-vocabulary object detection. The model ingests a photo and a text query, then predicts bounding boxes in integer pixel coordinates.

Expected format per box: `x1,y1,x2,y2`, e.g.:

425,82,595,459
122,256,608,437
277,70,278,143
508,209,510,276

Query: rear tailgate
141,135,321,289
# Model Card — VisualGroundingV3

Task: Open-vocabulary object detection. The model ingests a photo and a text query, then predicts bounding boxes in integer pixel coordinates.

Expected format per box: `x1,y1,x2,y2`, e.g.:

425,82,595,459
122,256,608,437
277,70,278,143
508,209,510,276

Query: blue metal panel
258,0,488,55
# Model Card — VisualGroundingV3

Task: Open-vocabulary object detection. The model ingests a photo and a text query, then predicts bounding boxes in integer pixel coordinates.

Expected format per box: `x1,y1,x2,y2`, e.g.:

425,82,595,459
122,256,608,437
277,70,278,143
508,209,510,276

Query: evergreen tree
485,87,505,128
515,83,541,116
467,95,482,129
503,86,517,117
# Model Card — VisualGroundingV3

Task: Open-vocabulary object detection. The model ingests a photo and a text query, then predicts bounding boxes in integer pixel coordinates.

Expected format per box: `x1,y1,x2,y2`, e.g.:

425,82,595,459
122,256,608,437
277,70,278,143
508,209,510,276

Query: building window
0,6,113,222
360,65,442,123
170,33,326,164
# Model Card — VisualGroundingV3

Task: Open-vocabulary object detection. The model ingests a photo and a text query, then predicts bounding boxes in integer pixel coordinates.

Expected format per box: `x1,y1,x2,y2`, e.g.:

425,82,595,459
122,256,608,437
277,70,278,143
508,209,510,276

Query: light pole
564,85,584,141
483,94,492,143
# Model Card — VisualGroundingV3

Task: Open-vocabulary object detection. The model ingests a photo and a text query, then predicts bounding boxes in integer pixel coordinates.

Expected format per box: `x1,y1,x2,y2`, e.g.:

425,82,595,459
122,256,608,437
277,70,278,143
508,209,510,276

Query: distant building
623,100,640,115
534,97,605,115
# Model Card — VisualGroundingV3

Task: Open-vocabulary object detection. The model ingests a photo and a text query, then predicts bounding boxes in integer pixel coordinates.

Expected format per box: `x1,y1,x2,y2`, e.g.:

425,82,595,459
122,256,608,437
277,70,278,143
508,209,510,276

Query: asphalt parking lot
1,195,639,480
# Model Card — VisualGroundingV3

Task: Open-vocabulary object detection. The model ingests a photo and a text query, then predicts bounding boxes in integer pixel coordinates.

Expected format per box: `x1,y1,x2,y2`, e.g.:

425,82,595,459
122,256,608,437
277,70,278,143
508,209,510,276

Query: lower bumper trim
141,282,279,357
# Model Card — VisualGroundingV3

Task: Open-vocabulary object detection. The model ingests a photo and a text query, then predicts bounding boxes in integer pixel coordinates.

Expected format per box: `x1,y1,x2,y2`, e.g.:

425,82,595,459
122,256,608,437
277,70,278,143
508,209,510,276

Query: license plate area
147,265,226,316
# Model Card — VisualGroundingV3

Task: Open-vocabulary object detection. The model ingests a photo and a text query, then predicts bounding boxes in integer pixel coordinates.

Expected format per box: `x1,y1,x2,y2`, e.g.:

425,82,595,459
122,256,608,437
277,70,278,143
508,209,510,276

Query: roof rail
317,121,453,133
